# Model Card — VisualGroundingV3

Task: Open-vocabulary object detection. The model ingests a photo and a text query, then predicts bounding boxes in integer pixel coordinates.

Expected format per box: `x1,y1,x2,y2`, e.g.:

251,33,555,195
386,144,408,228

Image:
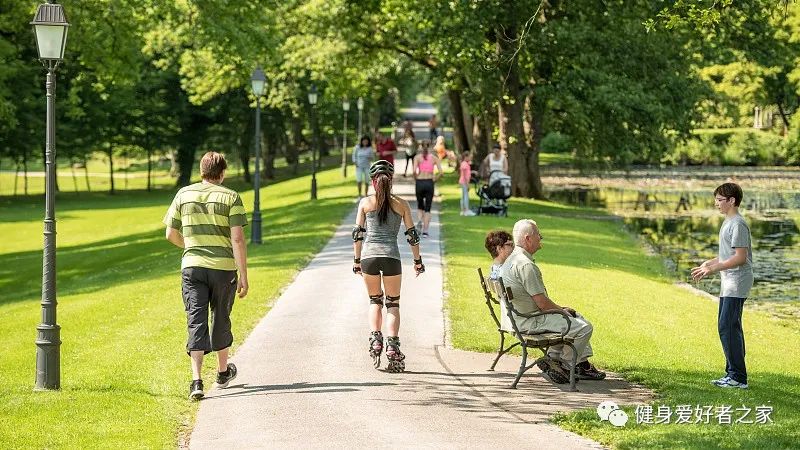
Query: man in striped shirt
164,151,249,400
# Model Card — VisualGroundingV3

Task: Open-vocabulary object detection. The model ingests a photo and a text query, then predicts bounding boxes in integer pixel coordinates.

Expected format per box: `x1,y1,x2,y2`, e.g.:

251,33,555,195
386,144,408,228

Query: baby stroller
474,170,511,216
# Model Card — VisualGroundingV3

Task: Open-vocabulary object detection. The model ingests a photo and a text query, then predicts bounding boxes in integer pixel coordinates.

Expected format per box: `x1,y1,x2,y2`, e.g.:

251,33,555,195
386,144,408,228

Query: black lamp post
341,97,350,178
308,84,319,200
357,96,364,138
250,67,266,244
31,0,69,391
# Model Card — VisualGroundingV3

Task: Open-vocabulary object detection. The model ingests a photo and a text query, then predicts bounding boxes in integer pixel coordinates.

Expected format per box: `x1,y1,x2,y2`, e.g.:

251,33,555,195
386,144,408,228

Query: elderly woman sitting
484,230,514,280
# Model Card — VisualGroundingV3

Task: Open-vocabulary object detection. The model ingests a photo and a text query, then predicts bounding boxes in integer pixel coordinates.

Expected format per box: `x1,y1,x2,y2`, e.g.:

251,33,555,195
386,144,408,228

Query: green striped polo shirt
163,181,248,270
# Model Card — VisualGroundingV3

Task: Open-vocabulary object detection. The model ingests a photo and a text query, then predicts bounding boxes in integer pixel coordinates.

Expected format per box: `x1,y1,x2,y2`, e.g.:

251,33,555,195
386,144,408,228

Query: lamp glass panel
251,79,265,97
35,25,66,59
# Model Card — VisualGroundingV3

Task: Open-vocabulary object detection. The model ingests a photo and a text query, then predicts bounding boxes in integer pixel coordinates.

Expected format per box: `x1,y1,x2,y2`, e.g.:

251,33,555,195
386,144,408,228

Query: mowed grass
437,176,800,449
0,167,357,448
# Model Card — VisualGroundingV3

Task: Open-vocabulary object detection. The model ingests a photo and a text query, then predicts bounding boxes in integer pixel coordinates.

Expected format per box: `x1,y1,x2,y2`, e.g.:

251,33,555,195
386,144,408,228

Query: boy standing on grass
164,151,249,400
691,182,753,389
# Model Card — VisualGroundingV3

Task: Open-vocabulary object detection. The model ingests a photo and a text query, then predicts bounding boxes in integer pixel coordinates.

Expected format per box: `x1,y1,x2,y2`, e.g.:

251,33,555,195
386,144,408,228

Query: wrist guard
405,226,420,246
351,225,366,242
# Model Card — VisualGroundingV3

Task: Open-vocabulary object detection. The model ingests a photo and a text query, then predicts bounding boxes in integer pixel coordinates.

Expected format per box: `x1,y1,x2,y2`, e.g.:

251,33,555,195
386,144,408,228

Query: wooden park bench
477,268,578,391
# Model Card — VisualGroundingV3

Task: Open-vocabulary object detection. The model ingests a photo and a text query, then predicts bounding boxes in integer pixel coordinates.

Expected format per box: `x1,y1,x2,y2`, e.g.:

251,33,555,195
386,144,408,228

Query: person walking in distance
412,140,443,237
163,151,249,400
352,160,425,372
459,151,475,216
691,182,754,389
428,114,439,139
375,131,398,166
352,135,375,198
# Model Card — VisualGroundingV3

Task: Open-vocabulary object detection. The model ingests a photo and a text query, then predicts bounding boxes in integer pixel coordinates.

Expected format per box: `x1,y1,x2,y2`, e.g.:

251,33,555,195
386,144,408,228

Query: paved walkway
189,178,651,449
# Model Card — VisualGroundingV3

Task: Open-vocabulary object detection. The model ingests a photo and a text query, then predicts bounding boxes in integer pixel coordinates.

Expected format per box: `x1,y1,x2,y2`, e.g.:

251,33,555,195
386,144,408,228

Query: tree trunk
289,114,302,174
496,26,543,199
313,111,327,157
240,113,253,183
473,108,492,164
84,156,92,192
107,145,115,194
23,150,28,195
71,159,79,192
13,161,19,196
447,89,470,153
524,88,545,198
176,111,210,187
147,147,152,191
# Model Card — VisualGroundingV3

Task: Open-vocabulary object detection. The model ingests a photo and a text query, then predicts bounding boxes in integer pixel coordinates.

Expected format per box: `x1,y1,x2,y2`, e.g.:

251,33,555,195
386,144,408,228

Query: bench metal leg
489,334,520,371
511,345,528,389
566,342,578,392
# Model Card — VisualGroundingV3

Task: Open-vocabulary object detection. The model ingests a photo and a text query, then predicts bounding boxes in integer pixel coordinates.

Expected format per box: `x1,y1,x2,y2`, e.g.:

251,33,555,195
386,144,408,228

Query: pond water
546,184,800,313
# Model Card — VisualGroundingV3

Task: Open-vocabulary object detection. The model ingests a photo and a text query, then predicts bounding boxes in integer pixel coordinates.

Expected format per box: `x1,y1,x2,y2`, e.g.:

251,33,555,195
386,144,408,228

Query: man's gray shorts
181,267,237,355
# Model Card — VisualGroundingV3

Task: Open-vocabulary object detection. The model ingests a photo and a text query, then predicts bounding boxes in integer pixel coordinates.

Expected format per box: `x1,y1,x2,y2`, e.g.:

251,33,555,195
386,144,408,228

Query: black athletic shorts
361,257,402,276
181,267,238,355
415,179,434,212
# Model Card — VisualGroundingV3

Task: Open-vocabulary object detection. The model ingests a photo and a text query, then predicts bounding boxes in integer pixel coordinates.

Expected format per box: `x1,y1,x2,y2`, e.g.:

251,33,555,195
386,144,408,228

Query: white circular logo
596,400,619,421
608,409,629,427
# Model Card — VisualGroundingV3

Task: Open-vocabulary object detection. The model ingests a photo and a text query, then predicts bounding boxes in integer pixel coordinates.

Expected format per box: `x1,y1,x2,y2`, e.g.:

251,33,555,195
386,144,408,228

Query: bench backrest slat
477,268,502,329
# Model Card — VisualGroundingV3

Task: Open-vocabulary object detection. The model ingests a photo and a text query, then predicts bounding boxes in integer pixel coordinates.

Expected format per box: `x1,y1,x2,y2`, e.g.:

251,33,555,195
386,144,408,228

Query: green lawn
0,167,357,448
438,176,799,449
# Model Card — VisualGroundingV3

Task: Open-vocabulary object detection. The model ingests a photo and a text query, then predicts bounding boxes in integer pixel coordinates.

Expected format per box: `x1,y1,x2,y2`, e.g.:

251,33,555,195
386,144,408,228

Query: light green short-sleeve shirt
163,181,248,271
499,246,547,331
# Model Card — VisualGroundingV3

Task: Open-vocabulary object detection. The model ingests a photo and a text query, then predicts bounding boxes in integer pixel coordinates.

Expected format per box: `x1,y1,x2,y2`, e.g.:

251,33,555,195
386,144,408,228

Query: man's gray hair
512,219,538,245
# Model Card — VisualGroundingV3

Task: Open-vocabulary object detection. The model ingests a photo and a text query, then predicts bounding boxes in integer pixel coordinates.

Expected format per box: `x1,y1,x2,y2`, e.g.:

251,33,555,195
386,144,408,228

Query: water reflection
547,186,800,305
624,215,800,303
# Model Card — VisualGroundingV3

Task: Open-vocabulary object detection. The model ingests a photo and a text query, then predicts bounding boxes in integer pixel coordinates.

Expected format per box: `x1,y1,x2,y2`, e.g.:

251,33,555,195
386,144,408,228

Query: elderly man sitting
500,219,605,383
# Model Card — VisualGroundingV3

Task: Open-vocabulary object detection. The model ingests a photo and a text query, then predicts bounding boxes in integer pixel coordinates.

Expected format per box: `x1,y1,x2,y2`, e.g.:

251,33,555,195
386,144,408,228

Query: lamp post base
35,323,61,390
251,210,263,244
311,177,318,200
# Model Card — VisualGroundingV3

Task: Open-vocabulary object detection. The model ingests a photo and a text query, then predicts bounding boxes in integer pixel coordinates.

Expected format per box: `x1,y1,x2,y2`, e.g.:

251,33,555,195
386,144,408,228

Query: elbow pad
352,225,366,242
404,226,420,246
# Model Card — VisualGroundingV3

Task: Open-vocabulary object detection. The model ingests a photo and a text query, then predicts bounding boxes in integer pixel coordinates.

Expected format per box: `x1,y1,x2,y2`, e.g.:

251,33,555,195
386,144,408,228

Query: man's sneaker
713,377,748,389
215,363,238,388
189,380,204,401
711,375,730,385
576,362,606,380
535,357,571,384
464,210,476,216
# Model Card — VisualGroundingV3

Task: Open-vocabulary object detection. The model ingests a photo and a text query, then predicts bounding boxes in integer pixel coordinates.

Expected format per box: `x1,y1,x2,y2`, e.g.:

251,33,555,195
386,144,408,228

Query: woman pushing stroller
352,160,425,372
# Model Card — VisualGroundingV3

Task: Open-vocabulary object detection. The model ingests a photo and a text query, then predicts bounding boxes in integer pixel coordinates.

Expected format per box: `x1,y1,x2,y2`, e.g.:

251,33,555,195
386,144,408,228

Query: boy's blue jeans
718,296,747,384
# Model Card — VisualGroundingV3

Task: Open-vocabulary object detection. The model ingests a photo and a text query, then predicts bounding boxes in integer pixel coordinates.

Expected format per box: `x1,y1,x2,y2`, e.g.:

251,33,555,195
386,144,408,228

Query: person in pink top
458,151,475,216
412,140,443,237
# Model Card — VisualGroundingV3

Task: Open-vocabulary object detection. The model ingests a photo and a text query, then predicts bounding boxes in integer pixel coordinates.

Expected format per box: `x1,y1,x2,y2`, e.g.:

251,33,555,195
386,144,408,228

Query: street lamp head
250,67,266,97
357,97,364,111
308,84,318,105
31,1,69,62
343,97,350,111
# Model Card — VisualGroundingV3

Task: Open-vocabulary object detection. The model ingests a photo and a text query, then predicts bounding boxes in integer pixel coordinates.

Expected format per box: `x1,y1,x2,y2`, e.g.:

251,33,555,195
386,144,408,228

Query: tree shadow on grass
556,368,800,450
0,196,356,306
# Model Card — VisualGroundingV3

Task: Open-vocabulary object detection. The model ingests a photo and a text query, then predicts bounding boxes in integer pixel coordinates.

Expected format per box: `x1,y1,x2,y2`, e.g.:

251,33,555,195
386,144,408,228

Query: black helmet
369,160,394,178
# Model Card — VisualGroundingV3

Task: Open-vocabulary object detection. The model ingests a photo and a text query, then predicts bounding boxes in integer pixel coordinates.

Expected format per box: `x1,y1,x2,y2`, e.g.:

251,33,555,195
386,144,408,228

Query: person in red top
375,132,397,165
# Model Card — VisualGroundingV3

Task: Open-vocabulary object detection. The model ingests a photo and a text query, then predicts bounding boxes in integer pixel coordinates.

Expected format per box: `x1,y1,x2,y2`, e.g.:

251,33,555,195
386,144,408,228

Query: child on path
691,182,754,389
459,152,475,216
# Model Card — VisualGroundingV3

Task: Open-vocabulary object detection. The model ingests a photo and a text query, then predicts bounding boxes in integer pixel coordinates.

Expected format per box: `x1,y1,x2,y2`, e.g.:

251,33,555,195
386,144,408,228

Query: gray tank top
362,208,403,260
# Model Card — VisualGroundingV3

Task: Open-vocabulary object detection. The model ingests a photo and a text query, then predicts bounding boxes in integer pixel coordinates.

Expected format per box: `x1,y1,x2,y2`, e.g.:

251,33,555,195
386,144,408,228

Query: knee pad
369,293,384,305
385,295,400,309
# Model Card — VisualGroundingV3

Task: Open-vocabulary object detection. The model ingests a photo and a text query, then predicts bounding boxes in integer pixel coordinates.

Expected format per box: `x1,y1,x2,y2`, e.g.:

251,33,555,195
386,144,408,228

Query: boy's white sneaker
713,377,748,389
